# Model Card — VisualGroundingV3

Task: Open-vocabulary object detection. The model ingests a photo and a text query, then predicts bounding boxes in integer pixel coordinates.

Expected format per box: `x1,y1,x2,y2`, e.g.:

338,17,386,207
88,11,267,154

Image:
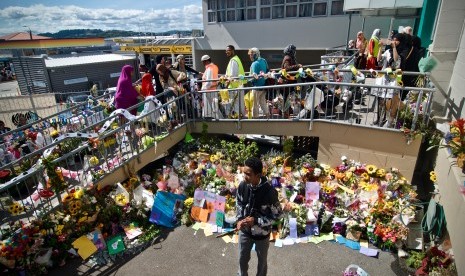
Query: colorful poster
190,189,226,223
86,229,106,251
305,182,320,204
150,191,186,228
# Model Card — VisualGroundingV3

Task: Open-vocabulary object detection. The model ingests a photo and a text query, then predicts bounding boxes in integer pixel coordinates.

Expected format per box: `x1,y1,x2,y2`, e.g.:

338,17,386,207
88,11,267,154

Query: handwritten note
192,222,201,231
274,239,283,247
222,235,232,243
289,218,298,239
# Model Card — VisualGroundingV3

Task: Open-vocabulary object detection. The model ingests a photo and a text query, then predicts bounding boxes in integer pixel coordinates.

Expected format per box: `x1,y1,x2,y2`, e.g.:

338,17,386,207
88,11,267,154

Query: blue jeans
238,231,269,276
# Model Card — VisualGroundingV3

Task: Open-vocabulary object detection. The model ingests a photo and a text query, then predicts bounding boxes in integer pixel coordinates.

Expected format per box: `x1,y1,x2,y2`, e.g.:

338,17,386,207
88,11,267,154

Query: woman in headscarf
392,32,418,99
115,65,139,115
366,29,381,70
140,72,155,98
354,31,368,69
280,44,302,118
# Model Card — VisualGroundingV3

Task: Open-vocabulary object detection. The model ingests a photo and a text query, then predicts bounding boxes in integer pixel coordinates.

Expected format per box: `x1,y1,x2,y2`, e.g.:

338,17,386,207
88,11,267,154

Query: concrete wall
435,148,465,276
0,93,58,127
188,120,421,181
200,14,414,51
429,0,465,119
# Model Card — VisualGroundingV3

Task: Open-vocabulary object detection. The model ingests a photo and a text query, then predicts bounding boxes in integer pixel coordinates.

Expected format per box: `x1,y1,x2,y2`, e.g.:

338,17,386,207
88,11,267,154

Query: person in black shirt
149,55,167,97
236,157,283,276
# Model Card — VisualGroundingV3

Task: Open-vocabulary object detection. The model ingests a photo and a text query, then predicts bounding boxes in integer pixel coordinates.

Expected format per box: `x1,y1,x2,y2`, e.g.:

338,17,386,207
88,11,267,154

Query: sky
0,0,203,35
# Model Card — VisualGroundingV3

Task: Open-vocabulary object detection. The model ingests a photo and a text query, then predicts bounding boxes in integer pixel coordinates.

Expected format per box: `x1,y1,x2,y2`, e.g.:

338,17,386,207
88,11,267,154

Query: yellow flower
366,165,377,175
74,188,84,199
430,172,437,182
300,168,309,175
345,171,353,179
68,200,82,215
376,169,386,178
51,130,60,137
115,193,128,206
361,172,370,181
89,156,99,166
56,225,64,234
8,202,25,216
184,197,194,209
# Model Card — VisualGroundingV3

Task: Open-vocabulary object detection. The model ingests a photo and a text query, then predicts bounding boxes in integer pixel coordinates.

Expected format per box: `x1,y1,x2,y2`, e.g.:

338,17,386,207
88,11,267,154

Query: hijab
283,44,297,63
141,72,155,97
371,29,380,39
116,65,134,96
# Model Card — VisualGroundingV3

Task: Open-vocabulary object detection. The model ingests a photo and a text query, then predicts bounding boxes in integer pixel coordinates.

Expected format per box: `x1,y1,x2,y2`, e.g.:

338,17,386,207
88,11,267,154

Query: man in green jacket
225,45,246,118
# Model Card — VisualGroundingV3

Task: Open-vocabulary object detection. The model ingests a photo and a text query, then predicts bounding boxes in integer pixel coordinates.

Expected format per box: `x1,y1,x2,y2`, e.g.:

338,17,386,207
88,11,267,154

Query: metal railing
0,70,435,234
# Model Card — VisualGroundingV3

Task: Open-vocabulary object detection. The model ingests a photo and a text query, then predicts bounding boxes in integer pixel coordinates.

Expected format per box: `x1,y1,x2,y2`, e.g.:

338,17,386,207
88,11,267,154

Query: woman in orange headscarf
140,72,155,97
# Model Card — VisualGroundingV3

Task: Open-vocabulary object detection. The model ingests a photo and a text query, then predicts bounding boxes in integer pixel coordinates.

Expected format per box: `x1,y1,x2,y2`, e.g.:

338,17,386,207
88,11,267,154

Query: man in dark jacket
236,157,283,276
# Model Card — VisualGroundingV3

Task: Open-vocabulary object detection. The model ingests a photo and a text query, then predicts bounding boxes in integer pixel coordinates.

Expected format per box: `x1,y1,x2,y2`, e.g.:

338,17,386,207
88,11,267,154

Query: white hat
201,55,211,61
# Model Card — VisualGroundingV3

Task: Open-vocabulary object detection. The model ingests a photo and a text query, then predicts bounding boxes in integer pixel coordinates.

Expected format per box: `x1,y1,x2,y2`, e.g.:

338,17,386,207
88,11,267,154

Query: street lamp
23,25,33,40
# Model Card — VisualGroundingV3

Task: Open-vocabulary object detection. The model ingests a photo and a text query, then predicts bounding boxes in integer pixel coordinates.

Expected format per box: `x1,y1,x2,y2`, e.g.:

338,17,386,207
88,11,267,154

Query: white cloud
0,4,203,35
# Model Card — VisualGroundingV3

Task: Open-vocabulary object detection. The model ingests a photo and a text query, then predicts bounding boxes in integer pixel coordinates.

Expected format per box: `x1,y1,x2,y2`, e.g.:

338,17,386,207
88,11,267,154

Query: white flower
314,168,321,177
341,156,347,161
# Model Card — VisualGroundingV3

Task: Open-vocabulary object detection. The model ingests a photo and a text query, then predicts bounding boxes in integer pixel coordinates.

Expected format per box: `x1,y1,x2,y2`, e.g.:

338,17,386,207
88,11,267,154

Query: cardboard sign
149,191,186,228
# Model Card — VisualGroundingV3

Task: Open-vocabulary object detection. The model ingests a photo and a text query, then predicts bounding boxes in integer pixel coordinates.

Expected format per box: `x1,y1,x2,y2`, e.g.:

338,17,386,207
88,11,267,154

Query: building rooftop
42,53,135,67
0,32,51,41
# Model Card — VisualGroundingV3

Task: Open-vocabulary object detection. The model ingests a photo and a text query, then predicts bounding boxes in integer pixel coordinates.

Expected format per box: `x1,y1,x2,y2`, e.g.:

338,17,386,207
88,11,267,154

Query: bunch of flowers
444,118,465,169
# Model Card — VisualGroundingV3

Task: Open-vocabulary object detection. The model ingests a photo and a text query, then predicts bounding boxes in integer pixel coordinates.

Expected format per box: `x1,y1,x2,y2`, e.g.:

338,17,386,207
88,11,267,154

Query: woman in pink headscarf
115,65,139,115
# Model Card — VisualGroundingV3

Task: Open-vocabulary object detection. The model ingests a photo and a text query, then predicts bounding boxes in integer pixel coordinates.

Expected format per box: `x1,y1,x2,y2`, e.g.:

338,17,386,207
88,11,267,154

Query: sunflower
68,200,82,215
376,169,386,178
366,165,377,175
62,193,73,203
115,193,128,206
430,172,437,182
8,202,25,216
361,172,370,181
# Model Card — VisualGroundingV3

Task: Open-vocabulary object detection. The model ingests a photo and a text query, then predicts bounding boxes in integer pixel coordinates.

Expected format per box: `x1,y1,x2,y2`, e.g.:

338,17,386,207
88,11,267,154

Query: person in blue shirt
247,48,269,119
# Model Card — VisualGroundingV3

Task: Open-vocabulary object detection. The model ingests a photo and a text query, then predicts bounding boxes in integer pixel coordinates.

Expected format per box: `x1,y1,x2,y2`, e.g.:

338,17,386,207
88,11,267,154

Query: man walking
247,48,269,119
200,55,222,119
225,45,246,118
236,157,283,276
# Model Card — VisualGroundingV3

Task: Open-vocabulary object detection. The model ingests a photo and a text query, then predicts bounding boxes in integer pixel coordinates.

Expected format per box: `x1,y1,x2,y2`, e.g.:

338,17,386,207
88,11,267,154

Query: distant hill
38,29,194,38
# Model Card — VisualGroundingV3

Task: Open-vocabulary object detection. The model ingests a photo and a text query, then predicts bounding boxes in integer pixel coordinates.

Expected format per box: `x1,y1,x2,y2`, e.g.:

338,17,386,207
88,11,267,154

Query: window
260,7,271,19
227,10,235,21
261,0,271,5
273,0,284,4
217,10,226,22
273,6,285,18
313,2,327,16
331,0,344,15
247,0,257,6
247,8,257,20
208,0,217,10
299,3,312,17
237,9,246,21
286,5,297,17
237,0,246,8
286,0,298,2
227,0,235,8
208,12,217,22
